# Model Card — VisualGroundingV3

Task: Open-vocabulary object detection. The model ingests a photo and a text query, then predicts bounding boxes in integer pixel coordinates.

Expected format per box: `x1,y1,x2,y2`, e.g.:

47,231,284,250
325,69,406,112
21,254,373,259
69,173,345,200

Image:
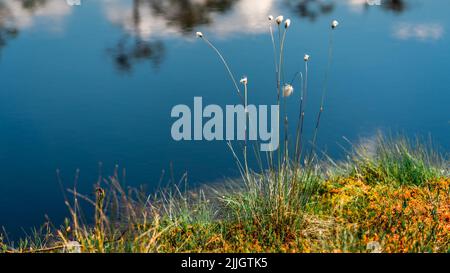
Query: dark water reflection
106,0,240,72
0,0,410,68
0,0,449,236
285,0,335,21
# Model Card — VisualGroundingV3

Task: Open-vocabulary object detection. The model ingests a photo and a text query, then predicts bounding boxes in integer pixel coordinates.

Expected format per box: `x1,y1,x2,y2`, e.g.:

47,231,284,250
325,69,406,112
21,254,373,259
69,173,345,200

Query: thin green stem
309,30,334,164
201,37,244,104
277,26,288,174
298,61,308,164
269,23,278,75
295,65,306,165
244,83,249,178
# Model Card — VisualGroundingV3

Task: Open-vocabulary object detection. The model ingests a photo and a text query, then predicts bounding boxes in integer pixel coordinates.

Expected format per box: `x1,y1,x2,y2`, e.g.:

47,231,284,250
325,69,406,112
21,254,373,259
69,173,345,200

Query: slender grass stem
294,65,306,165
269,23,278,75
278,28,288,99
244,82,249,178
201,37,244,104
270,23,279,173
277,26,288,175
298,61,309,164
276,25,283,174
309,29,334,164
283,96,288,165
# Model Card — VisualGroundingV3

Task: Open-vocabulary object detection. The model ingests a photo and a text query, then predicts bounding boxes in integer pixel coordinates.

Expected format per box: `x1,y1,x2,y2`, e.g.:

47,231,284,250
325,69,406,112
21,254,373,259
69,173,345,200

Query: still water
0,0,449,235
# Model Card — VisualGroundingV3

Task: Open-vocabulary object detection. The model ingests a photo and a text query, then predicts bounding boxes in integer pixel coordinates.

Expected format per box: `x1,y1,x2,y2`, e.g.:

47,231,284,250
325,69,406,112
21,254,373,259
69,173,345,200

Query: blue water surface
0,0,449,236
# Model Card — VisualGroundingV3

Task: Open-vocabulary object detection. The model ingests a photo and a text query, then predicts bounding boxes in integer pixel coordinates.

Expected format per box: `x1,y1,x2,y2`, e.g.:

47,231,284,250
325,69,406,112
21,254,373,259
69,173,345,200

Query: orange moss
323,177,450,252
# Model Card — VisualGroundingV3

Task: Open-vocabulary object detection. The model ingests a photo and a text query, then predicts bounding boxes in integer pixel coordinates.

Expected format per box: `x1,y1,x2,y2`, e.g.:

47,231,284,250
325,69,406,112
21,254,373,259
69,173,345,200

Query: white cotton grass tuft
284,19,291,29
63,241,82,253
304,54,310,62
331,20,339,29
366,241,382,253
240,76,248,85
196,31,203,38
283,84,294,97
268,15,274,21
275,15,284,25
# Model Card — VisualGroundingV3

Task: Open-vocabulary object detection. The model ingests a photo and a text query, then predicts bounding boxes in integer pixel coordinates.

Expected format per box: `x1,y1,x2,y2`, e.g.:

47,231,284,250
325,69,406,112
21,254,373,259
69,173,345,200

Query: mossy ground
1,137,449,253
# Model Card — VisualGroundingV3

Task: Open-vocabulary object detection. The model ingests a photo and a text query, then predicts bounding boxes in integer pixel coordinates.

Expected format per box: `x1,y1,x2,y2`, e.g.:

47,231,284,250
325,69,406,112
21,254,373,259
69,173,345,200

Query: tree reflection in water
108,36,165,72
0,0,409,69
285,0,334,21
0,24,18,58
0,0,71,57
148,0,238,33
0,0,47,57
284,0,406,20
108,0,161,72
383,0,407,13
107,0,238,73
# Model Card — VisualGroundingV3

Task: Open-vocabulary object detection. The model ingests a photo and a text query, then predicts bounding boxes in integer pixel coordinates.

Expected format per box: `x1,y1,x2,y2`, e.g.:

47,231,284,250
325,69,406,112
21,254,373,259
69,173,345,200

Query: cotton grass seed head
276,15,284,25
284,19,291,29
240,76,248,85
331,20,339,29
63,241,82,253
196,31,203,38
283,84,294,97
304,54,310,62
268,15,274,21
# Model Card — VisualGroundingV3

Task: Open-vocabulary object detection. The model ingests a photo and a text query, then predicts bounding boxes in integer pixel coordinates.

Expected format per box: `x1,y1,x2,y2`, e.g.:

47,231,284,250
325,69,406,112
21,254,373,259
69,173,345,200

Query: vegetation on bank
1,135,449,253
1,17,448,253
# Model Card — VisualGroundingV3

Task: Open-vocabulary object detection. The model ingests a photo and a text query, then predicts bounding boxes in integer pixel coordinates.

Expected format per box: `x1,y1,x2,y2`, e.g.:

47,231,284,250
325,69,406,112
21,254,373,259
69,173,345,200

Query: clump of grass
220,166,321,242
195,15,340,242
342,134,447,186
